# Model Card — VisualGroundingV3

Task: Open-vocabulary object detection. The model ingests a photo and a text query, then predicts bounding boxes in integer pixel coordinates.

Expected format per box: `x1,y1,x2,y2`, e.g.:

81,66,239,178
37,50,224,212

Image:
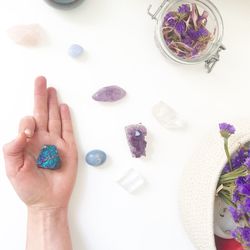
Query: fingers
34,76,48,131
3,133,27,177
48,88,61,136
19,116,36,138
3,116,35,178
60,104,75,144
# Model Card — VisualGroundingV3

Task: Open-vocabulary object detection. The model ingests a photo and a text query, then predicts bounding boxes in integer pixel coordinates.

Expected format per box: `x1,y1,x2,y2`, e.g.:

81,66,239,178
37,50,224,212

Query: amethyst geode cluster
162,3,214,59
125,124,147,158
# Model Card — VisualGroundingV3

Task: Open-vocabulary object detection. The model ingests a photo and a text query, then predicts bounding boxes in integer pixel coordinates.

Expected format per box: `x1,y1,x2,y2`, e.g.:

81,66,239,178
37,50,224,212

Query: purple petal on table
92,85,126,102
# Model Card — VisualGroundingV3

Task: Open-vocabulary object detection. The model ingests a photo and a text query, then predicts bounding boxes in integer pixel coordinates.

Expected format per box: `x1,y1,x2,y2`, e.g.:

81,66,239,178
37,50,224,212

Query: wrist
28,206,68,216
26,206,72,250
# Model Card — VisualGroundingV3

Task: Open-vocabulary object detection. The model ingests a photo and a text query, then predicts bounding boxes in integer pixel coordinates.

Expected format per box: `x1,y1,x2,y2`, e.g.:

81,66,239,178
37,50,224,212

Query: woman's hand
3,76,78,210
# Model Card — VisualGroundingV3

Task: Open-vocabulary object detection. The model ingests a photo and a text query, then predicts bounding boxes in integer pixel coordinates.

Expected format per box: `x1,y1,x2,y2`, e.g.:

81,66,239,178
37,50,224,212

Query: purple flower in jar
187,28,199,40
164,12,177,27
175,20,186,34
197,27,209,38
167,19,177,27
178,4,191,13
164,11,174,21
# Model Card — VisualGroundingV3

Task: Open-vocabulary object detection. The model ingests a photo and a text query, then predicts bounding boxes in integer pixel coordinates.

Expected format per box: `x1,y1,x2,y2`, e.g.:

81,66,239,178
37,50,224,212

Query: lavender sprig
219,123,235,171
217,123,250,249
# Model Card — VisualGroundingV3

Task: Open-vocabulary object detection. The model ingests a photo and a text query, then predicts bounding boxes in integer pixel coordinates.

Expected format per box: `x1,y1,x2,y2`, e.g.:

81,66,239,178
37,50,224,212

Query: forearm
26,207,72,250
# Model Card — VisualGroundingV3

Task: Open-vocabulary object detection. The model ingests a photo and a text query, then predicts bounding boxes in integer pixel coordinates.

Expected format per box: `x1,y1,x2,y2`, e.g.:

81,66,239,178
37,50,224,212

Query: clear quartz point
152,101,186,129
117,169,145,193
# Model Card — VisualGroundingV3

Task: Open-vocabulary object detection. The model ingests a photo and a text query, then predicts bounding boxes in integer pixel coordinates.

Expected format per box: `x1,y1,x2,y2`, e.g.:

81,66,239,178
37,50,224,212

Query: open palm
3,76,78,209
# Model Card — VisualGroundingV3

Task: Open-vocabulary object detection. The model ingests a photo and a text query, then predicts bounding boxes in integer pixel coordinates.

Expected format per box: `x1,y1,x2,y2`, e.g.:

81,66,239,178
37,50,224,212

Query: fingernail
24,128,32,137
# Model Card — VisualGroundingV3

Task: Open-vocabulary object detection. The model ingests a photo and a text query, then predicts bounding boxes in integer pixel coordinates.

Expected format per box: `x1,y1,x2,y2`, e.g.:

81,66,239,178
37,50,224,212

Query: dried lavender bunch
162,3,215,59
217,123,250,249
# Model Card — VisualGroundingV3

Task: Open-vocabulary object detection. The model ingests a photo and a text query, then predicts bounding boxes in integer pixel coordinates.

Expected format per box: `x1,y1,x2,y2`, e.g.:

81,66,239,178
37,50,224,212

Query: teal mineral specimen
37,145,61,170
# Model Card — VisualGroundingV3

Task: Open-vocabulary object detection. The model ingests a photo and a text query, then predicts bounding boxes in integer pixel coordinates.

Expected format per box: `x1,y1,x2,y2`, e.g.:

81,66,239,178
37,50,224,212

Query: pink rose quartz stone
7,24,44,47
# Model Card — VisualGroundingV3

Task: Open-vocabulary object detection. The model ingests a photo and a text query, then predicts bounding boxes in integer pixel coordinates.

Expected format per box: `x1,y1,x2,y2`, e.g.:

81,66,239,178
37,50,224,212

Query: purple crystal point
92,85,126,102
125,124,147,158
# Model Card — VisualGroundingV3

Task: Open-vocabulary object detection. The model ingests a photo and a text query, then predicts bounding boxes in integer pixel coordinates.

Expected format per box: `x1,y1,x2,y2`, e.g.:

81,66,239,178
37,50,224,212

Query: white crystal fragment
7,24,44,47
152,101,186,129
117,169,145,193
214,197,236,239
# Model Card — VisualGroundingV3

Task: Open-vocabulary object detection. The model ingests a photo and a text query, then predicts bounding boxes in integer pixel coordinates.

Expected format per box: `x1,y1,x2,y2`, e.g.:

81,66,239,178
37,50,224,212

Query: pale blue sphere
68,44,84,58
85,150,107,167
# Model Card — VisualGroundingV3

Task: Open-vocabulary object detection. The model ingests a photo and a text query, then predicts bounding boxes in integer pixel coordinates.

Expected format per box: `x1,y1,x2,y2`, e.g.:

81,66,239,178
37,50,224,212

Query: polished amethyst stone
37,145,61,170
92,85,126,102
125,124,147,158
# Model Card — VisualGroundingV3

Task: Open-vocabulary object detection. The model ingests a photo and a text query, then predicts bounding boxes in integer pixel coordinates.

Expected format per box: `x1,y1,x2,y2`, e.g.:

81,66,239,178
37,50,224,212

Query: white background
0,0,249,249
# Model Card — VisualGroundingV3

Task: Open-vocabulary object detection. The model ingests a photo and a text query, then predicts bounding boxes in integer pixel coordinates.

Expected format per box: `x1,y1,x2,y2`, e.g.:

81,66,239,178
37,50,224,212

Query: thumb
3,132,27,177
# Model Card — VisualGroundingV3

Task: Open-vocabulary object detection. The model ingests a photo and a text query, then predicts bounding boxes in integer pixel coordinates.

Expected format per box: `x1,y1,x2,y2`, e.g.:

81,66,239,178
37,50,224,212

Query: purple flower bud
164,12,177,27
197,27,209,37
219,123,236,139
187,28,199,40
232,148,248,169
164,12,174,22
244,198,250,212
238,183,250,196
244,157,250,169
240,227,250,243
166,19,177,27
231,229,238,238
178,4,190,13
175,21,186,34
182,36,193,46
236,176,247,186
228,206,242,223
232,190,241,203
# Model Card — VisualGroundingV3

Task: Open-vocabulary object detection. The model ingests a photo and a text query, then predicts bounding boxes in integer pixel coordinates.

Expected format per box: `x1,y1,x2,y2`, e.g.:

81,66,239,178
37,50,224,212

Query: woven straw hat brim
179,121,250,250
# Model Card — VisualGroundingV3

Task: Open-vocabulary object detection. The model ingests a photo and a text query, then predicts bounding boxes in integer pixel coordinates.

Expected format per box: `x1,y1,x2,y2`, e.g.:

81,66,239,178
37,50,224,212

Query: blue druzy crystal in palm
37,145,61,170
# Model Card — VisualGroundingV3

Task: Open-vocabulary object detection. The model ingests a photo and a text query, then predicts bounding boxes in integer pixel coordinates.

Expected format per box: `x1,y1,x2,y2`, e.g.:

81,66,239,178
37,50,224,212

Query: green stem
219,166,248,183
218,191,235,207
224,138,233,171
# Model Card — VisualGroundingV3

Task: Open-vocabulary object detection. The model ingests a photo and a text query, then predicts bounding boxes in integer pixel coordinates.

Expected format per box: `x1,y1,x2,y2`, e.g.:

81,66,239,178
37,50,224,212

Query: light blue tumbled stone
85,150,107,167
68,44,84,58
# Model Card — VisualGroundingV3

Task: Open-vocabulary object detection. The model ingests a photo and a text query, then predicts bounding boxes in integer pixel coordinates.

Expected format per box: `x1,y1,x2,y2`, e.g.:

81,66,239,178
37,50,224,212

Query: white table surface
0,0,249,249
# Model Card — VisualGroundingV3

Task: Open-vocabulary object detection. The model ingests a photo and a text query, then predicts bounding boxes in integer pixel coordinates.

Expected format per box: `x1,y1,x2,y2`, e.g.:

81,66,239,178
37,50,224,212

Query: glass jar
44,0,84,9
148,0,225,73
